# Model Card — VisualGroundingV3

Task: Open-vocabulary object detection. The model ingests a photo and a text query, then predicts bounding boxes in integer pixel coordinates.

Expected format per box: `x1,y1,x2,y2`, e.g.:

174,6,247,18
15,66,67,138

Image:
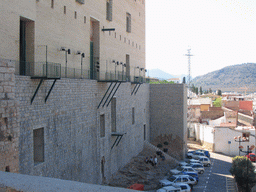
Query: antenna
184,47,194,88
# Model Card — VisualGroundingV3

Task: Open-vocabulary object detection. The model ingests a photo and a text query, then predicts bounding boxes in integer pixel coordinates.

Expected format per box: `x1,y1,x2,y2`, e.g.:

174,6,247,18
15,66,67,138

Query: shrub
157,144,163,148
164,141,169,145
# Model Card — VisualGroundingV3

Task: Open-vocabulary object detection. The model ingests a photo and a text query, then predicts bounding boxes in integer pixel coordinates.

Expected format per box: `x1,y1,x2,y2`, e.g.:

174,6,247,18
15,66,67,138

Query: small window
33,128,44,163
51,0,54,8
126,12,131,33
111,98,116,132
75,11,77,19
100,114,105,137
132,107,135,124
115,32,116,38
124,37,126,43
84,16,86,23
64,6,66,14
106,0,113,21
120,35,121,41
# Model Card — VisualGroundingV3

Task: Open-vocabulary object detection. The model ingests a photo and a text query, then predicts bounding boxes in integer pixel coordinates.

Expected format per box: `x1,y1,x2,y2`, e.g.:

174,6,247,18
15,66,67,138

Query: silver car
198,156,211,167
189,163,205,174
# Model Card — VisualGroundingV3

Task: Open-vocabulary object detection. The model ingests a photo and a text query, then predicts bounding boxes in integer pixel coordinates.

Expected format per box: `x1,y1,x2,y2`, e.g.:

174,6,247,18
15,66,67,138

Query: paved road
193,152,237,192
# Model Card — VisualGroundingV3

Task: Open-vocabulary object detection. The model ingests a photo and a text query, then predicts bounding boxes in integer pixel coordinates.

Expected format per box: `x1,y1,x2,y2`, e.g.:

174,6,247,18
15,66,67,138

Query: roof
201,111,224,120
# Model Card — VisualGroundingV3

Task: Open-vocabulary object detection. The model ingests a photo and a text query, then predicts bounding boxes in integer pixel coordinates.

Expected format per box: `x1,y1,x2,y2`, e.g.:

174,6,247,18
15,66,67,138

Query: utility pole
184,48,193,89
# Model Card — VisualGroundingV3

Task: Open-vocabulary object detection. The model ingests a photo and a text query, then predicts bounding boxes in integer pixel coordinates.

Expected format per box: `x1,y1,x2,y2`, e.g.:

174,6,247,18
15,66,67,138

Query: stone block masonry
149,84,187,159
0,58,19,173
0,58,149,184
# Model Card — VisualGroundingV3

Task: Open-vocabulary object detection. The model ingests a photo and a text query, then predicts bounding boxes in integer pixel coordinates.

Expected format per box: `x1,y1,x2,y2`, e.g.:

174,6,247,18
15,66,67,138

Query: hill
147,68,186,81
191,63,256,92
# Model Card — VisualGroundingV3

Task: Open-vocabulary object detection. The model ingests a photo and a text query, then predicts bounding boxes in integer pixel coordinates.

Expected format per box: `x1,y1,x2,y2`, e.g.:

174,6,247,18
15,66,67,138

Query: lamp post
122,63,126,81
234,136,247,156
115,61,119,80
60,47,71,78
81,53,85,78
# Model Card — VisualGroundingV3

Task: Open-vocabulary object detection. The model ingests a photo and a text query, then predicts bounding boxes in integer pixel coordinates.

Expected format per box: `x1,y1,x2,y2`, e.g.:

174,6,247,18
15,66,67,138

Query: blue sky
146,0,256,78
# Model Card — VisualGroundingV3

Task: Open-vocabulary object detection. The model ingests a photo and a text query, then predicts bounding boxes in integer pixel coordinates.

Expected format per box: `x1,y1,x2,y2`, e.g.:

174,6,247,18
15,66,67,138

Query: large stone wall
0,59,19,173
15,73,149,184
149,84,187,159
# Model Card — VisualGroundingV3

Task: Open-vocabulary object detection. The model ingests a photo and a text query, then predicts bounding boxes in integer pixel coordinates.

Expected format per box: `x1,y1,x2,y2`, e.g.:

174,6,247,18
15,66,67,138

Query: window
132,107,135,124
144,124,146,140
74,11,77,19
51,0,54,8
100,114,105,137
64,6,66,14
126,12,131,32
84,16,86,23
33,128,44,163
111,97,116,132
106,0,113,21
242,132,250,141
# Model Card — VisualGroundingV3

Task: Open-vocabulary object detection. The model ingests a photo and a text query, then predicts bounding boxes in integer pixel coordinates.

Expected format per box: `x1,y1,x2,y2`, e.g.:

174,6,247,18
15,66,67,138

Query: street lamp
115,61,119,80
234,136,247,156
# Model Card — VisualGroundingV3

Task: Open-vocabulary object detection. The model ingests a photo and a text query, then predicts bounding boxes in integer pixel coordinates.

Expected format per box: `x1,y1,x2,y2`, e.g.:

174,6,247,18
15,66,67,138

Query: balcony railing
14,61,149,83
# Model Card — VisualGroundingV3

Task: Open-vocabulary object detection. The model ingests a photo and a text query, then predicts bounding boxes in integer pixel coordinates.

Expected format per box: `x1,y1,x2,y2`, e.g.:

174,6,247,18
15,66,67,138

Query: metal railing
14,61,149,83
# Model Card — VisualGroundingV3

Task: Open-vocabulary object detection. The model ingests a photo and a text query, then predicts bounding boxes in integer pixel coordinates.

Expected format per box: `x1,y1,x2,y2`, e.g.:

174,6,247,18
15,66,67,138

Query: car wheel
188,156,192,159
207,163,210,167
189,184,193,189
200,170,204,174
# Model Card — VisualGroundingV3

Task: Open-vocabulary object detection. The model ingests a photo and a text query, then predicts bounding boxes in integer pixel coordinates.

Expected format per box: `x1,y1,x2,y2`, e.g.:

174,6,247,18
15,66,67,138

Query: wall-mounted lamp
112,60,116,63
76,51,81,55
61,47,71,77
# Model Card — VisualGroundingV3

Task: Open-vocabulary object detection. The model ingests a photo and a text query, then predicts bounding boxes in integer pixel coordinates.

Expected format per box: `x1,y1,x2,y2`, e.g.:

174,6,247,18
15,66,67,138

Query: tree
217,89,222,96
209,88,212,93
195,87,198,95
230,156,256,192
213,97,222,107
199,86,203,95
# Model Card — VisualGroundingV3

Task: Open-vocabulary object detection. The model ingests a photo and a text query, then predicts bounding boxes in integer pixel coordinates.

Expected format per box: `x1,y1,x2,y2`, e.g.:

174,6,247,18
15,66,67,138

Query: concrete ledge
0,172,140,192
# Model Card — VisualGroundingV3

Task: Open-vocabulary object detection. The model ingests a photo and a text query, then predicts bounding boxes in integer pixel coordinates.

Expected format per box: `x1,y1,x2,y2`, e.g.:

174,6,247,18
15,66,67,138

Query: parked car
188,159,201,164
179,166,199,181
196,149,210,158
198,156,211,167
159,175,197,188
157,186,181,192
187,151,206,159
245,153,256,162
172,183,192,192
189,163,205,174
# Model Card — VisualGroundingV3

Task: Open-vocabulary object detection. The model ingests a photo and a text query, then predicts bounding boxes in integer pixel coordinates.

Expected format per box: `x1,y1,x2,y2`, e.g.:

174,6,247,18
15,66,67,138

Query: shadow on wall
151,134,184,160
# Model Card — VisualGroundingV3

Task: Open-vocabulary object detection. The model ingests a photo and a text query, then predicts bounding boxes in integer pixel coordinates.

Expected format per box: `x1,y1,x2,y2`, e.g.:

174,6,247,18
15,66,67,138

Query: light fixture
60,47,67,51
76,51,81,55
81,53,85,58
112,60,115,63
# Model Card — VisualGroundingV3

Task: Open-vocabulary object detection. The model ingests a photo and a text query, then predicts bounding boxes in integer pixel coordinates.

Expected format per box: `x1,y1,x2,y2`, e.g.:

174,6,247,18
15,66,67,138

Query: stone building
0,0,187,186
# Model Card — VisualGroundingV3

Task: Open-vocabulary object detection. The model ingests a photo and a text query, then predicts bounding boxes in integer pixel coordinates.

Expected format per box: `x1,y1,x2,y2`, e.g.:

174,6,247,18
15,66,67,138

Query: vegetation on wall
150,80,175,84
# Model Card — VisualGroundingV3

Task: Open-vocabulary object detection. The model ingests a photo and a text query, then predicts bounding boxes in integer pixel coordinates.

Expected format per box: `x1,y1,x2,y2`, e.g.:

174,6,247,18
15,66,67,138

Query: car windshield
168,176,176,182
250,154,256,157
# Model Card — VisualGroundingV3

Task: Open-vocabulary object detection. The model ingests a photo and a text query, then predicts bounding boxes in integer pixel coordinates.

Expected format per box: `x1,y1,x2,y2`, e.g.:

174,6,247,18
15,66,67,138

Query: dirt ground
108,145,178,191
108,140,205,191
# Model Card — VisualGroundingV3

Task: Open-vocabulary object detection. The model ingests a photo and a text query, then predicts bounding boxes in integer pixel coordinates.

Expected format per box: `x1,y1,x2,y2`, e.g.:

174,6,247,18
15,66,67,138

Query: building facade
0,0,148,184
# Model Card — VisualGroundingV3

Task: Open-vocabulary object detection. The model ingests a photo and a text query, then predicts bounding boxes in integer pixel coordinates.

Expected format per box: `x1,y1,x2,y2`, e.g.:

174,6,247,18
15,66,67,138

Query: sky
146,0,256,78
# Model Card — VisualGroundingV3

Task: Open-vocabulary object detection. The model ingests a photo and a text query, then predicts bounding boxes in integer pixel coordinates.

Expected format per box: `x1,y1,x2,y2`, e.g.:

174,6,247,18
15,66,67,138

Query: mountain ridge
191,63,256,92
